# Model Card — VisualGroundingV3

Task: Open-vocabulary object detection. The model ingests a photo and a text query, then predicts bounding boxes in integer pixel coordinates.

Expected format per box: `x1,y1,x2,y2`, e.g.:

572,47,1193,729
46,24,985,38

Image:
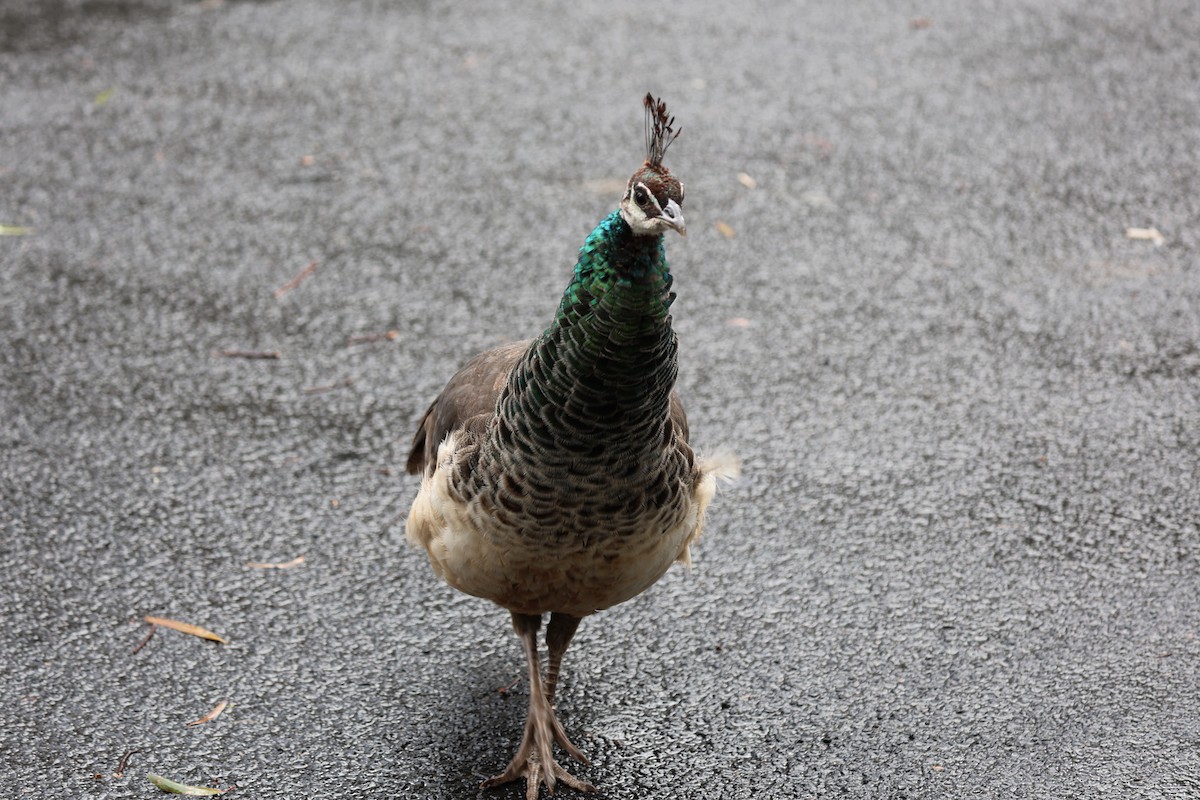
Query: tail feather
700,450,741,484
675,450,741,568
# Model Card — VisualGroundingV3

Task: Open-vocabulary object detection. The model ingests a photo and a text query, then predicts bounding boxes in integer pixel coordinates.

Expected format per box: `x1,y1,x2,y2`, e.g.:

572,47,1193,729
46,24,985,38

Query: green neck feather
490,210,679,463
550,210,675,332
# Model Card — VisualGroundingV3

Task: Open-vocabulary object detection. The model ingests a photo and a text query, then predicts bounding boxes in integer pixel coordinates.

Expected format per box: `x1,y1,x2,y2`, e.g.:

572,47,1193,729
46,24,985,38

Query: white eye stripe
634,182,662,212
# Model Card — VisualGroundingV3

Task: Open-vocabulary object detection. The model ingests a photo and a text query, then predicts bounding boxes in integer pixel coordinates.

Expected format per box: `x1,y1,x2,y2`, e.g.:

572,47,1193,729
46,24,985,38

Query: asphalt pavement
2,1,1198,798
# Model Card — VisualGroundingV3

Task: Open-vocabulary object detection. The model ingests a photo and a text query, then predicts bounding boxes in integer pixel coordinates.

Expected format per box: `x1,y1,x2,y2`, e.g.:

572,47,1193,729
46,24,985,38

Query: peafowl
405,94,737,797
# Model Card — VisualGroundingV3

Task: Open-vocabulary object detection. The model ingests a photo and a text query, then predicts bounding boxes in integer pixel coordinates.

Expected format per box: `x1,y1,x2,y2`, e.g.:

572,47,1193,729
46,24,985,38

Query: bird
404,93,737,798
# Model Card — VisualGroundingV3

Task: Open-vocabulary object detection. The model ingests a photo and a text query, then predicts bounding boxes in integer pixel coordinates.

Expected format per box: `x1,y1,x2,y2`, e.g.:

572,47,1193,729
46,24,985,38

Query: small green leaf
0,225,31,236
146,773,227,796
94,87,116,106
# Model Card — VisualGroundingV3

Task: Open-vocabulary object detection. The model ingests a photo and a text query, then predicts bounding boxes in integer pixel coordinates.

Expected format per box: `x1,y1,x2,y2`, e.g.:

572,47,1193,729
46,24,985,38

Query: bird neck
493,210,678,463
551,210,675,329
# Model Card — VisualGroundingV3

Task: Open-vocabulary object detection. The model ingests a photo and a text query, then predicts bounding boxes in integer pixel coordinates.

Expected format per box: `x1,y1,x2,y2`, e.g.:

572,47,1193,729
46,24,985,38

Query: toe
549,715,590,765
552,763,597,794
525,761,542,800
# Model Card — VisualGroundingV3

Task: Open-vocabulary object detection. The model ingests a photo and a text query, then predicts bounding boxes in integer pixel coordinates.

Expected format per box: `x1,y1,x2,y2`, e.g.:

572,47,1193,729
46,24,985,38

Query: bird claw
481,755,596,799
481,712,594,797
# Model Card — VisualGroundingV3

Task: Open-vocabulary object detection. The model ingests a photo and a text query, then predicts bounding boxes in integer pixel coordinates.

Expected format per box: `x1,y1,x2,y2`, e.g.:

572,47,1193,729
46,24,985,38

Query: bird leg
544,612,581,707
482,612,595,798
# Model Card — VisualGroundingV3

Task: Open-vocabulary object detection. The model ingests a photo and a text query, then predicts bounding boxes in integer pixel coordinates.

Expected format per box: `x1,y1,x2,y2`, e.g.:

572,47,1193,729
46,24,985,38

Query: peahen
405,94,737,797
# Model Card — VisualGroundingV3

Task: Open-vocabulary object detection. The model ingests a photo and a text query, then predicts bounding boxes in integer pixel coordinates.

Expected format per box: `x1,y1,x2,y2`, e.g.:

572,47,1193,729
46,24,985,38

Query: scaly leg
544,612,581,707
482,613,595,798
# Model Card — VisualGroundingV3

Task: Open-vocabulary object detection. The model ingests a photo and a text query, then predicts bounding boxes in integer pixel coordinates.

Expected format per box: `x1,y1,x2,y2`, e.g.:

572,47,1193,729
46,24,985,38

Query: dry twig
131,623,157,654
115,748,141,778
219,349,281,360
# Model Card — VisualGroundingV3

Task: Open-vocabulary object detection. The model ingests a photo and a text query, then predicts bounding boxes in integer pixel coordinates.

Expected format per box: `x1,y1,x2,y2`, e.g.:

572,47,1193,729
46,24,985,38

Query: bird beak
660,199,686,237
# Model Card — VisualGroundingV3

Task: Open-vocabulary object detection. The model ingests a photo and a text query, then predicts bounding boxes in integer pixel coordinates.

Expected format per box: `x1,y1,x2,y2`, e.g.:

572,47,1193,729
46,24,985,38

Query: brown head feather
643,93,681,168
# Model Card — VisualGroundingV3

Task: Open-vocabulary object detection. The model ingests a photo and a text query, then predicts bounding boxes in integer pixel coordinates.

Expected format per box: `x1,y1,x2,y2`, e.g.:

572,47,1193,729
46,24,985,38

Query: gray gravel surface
3,1,1199,798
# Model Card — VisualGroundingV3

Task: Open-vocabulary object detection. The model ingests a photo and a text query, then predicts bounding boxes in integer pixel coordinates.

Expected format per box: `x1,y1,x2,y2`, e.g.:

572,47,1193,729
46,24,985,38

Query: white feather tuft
699,450,741,483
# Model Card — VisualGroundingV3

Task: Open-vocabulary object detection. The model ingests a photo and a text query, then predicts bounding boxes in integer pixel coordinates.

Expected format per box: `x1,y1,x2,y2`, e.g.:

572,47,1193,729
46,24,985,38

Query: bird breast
406,430,705,617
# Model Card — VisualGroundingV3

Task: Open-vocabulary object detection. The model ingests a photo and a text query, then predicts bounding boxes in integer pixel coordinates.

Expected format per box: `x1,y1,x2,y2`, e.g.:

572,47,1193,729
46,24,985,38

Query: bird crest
624,94,686,238
643,93,681,169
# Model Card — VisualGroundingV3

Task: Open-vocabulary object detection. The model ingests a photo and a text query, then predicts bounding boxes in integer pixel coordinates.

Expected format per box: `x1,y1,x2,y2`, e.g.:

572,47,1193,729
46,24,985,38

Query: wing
405,340,531,477
669,391,689,444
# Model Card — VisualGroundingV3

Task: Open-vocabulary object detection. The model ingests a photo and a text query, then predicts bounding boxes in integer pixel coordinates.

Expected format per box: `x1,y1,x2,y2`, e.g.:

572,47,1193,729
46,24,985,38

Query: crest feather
643,93,681,167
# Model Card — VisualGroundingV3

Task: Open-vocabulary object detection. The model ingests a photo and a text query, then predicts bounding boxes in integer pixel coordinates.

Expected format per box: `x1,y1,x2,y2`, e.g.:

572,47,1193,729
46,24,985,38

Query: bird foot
480,699,595,798
482,754,596,799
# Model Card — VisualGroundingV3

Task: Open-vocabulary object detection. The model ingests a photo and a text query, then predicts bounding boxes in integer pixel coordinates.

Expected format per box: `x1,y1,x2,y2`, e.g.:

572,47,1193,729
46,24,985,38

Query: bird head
620,94,686,238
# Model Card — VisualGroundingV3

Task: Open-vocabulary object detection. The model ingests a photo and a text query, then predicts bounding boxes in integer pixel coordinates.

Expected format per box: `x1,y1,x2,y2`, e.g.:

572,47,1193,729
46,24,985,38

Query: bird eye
634,186,649,204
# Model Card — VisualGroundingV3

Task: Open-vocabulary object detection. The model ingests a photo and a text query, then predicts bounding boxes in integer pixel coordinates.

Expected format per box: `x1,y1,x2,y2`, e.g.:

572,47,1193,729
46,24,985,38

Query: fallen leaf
1125,227,1164,245
146,773,229,795
273,259,319,299
0,224,31,236
300,154,316,166
715,221,736,238
143,616,228,645
186,699,229,727
726,317,752,328
94,87,116,106
246,555,305,570
736,172,757,189
930,764,945,772
910,17,933,29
